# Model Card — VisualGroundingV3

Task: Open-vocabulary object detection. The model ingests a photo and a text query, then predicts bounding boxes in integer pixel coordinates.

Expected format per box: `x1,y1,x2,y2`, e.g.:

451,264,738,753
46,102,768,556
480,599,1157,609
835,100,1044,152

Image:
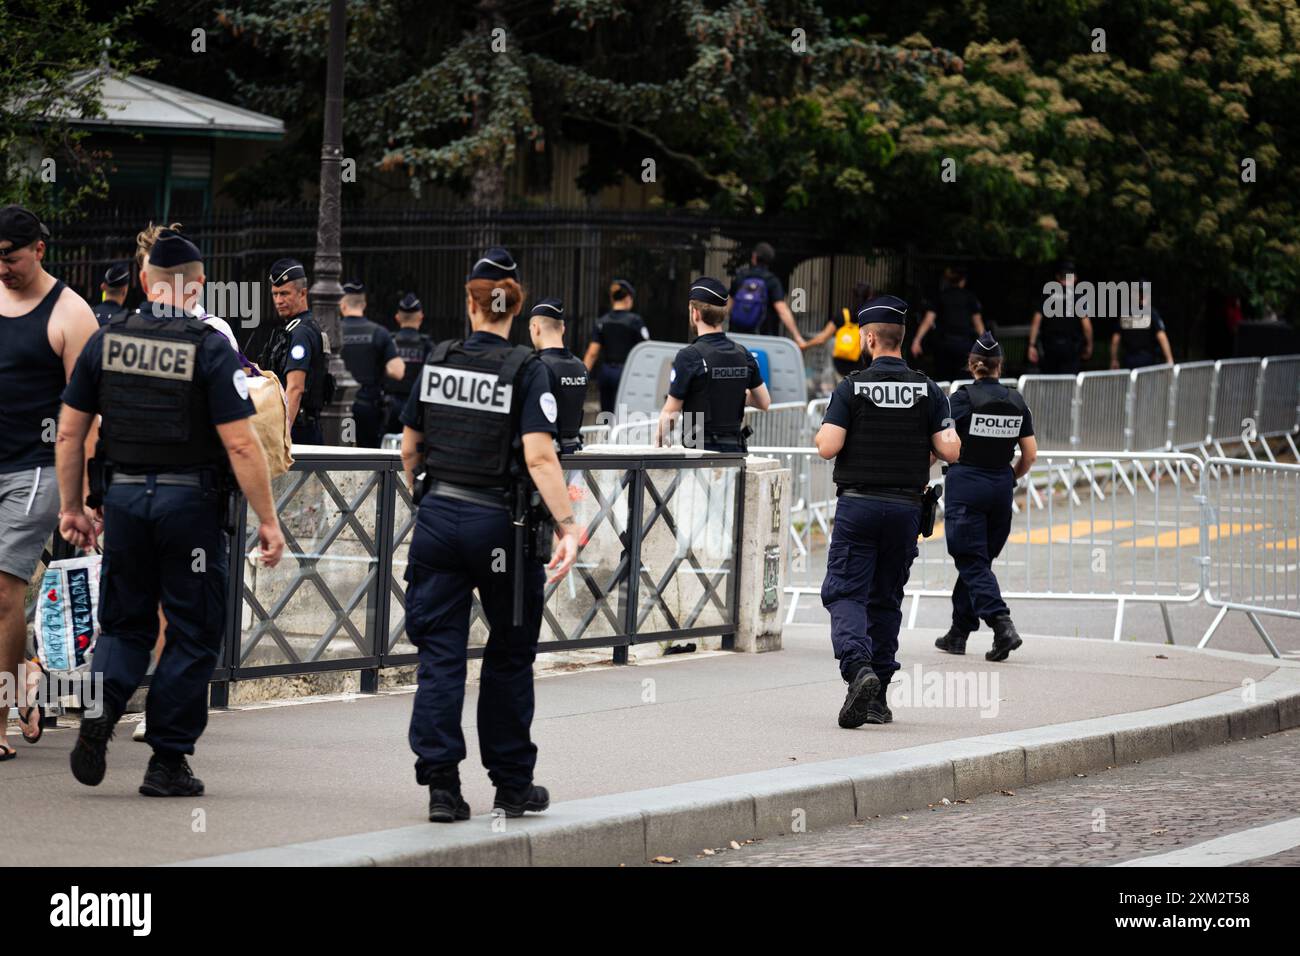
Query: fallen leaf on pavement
652,856,677,864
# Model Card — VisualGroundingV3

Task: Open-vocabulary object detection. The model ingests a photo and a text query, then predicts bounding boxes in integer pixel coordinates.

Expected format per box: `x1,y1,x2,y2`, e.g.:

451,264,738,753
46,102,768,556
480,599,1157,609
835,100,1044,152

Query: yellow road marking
1121,523,1268,549
1008,519,1134,545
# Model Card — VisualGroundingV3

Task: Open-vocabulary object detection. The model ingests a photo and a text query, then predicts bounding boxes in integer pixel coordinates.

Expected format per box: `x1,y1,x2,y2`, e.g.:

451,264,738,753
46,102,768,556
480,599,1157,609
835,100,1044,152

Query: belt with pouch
426,480,511,512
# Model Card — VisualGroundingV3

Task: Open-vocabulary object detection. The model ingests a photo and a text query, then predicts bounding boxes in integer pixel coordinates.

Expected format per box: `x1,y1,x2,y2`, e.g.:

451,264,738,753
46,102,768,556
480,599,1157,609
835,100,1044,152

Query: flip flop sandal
0,743,15,762
18,705,43,744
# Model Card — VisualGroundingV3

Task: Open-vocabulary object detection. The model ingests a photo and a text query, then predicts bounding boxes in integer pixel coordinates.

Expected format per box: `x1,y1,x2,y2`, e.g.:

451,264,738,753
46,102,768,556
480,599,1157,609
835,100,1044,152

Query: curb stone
175,664,1300,867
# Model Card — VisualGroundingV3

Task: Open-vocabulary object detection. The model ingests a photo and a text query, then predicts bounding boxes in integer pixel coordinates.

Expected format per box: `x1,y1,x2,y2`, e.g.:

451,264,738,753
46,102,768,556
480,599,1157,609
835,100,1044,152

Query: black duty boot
935,626,969,655
70,708,120,787
865,681,893,725
986,614,1023,662
139,754,205,797
493,783,550,818
838,666,881,729
428,786,472,823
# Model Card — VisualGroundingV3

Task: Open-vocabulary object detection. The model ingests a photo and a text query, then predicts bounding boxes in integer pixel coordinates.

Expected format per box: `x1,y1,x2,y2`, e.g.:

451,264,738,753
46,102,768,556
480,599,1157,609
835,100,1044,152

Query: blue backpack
730,275,769,331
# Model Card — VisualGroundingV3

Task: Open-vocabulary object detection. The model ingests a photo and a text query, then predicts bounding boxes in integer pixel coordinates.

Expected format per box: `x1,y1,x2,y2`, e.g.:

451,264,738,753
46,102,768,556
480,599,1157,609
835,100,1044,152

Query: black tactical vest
681,335,751,450
955,381,1028,470
1118,311,1158,355
420,339,535,489
340,317,382,389
389,328,431,397
598,311,644,365
261,312,327,412
537,348,587,451
833,365,933,492
99,313,225,469
93,301,130,327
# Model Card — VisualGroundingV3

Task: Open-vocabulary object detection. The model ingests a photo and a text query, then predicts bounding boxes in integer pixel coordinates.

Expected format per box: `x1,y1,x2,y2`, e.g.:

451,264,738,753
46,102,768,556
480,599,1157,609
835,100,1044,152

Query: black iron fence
44,206,834,359
213,447,746,702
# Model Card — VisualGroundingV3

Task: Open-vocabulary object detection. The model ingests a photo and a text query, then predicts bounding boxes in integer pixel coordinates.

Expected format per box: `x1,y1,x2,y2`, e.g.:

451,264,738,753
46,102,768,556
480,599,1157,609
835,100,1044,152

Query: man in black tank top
0,205,99,757
92,263,131,326
655,277,770,451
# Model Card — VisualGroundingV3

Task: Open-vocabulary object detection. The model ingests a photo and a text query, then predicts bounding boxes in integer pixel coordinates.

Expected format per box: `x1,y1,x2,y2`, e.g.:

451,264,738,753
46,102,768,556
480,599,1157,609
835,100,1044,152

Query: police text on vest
969,413,1023,438
419,366,512,413
103,335,197,381
854,381,926,407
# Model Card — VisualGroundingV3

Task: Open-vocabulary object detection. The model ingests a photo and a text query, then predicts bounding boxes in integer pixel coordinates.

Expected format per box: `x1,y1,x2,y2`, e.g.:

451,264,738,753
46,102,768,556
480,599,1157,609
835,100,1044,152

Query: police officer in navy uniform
92,262,131,326
936,333,1037,662
55,227,285,795
815,295,960,727
1029,259,1094,374
1110,281,1173,370
528,298,587,455
583,279,648,415
399,247,579,823
911,267,985,381
338,279,403,447
385,292,431,435
655,277,770,450
260,258,329,445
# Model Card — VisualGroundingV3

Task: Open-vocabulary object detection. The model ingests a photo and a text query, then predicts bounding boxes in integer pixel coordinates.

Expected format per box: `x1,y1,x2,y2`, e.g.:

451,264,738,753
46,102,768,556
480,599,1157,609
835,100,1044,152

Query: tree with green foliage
0,0,149,215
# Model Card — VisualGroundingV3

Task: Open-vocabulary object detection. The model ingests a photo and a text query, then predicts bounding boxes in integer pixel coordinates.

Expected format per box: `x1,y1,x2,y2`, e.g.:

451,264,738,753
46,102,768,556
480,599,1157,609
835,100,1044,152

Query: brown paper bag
244,367,294,478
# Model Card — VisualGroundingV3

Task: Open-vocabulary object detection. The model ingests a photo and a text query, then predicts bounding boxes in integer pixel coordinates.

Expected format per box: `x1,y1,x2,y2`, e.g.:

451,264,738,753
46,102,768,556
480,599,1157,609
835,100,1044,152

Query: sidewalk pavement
4,624,1295,866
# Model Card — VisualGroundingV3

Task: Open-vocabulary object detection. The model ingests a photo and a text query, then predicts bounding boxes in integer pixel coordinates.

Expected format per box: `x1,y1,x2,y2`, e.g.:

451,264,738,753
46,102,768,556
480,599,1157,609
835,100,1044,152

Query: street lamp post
310,0,355,444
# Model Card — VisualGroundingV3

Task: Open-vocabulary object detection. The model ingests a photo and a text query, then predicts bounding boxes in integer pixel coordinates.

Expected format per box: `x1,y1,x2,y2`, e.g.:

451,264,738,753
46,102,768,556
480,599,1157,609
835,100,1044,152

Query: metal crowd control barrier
1198,457,1300,656
1017,375,1077,452
214,447,745,699
1252,356,1300,462
1207,357,1262,458
1169,360,1216,455
771,449,1205,642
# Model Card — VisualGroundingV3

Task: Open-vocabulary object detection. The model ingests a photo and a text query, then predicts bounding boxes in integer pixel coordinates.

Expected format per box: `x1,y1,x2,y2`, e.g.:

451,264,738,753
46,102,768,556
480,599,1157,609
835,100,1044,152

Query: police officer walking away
1110,281,1173,370
399,247,579,822
935,333,1037,662
385,292,431,435
815,295,959,727
911,266,985,381
1028,260,1093,374
55,227,285,795
528,298,588,455
338,279,403,447
655,278,770,451
583,278,648,415
260,258,329,444
92,263,132,326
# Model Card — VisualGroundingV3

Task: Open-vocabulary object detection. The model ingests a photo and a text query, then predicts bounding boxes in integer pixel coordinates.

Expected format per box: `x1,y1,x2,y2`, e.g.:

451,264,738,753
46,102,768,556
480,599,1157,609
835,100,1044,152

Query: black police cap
103,262,131,287
612,278,636,300
0,205,50,250
269,258,307,285
1057,258,1076,276
468,246,517,282
971,331,1002,358
688,277,728,305
148,228,202,268
341,279,365,294
530,297,564,320
397,292,422,312
857,294,908,325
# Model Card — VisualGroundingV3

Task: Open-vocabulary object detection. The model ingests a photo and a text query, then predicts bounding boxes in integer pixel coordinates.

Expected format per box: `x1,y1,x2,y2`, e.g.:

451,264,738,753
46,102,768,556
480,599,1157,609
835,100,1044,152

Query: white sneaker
132,717,147,742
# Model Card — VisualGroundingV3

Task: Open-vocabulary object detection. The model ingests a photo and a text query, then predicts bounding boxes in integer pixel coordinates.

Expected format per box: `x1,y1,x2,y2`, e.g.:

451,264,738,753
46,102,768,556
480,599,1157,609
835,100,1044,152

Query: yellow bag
833,307,861,362
244,367,294,479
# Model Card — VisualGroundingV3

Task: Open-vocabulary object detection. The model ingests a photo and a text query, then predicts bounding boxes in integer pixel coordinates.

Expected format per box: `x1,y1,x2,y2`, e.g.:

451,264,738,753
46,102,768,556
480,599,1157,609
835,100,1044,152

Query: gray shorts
0,466,61,582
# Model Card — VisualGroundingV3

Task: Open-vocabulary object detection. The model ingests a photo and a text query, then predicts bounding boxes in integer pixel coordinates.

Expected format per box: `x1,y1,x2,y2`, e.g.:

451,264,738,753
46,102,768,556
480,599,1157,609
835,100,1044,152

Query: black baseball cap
0,205,49,252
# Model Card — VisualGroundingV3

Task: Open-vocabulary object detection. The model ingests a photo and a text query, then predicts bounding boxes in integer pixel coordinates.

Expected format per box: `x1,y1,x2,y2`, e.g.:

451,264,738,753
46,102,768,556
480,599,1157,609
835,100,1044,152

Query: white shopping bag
34,554,102,672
